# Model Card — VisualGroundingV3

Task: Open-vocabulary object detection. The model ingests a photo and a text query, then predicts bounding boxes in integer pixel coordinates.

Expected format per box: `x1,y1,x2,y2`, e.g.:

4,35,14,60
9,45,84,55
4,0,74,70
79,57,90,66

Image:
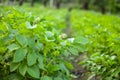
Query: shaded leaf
62,50,70,57
59,63,69,75
48,64,60,72
27,52,37,66
75,36,89,45
10,63,20,72
27,65,40,78
27,37,35,49
74,44,86,52
41,76,52,80
19,62,27,76
7,43,20,52
68,47,78,56
13,48,27,62
54,77,63,80
5,73,24,80
16,34,27,47
38,54,46,70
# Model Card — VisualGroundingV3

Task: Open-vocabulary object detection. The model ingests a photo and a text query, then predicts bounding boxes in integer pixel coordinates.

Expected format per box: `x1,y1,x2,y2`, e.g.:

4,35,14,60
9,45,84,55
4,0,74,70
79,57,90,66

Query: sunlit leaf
64,61,74,70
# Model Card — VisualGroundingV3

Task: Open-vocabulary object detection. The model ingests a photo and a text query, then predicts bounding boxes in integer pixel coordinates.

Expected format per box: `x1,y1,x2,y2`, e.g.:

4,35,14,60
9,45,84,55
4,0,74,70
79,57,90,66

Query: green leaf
19,62,27,76
46,31,54,38
54,77,63,80
0,55,2,61
70,74,78,78
91,52,100,58
7,43,20,52
111,68,120,77
75,36,89,45
13,48,27,62
0,30,4,34
45,31,55,42
37,42,43,50
38,54,46,70
16,34,27,47
41,76,52,80
68,47,78,56
62,50,70,57
5,73,24,80
74,44,86,52
64,61,74,70
27,37,36,49
27,52,37,66
27,65,40,79
59,63,69,75
10,63,20,72
48,65,60,72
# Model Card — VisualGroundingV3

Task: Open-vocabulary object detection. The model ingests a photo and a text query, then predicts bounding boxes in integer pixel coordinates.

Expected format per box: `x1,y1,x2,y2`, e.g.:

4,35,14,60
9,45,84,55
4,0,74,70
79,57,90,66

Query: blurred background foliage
0,0,120,14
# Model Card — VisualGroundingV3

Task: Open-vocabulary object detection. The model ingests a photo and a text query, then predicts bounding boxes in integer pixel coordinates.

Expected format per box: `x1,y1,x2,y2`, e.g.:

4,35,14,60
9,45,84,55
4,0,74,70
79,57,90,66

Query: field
0,4,120,80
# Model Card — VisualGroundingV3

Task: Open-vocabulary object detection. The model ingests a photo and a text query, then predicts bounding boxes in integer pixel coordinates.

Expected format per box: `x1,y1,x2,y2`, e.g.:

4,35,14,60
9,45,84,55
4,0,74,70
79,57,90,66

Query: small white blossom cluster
59,33,75,46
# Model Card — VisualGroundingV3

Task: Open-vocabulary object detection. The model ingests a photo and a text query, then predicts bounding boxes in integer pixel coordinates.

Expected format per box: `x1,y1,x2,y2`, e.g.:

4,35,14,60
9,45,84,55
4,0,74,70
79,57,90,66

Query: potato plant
1,4,120,80
71,10,120,79
0,7,88,80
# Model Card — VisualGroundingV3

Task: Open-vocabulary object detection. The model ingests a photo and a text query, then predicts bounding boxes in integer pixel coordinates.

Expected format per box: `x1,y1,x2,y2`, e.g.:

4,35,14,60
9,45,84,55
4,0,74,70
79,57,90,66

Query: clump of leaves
0,7,87,80
81,52,120,80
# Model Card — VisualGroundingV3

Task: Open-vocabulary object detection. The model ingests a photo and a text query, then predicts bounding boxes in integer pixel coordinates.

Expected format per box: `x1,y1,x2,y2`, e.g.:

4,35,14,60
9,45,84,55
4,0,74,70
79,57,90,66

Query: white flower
59,33,67,39
67,38,75,43
26,21,37,29
60,41,67,46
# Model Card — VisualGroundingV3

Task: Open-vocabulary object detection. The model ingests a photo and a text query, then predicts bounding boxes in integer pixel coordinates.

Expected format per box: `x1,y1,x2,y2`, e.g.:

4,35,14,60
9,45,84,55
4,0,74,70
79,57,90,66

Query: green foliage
82,53,119,80
27,65,40,78
0,7,86,80
1,3,120,80
78,0,120,13
71,9,120,79
19,62,27,76
27,52,37,66
13,48,27,62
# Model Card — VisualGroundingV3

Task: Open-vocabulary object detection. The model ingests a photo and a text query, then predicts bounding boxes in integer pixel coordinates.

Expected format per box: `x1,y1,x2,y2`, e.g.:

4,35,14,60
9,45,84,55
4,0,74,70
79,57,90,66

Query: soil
70,53,89,80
